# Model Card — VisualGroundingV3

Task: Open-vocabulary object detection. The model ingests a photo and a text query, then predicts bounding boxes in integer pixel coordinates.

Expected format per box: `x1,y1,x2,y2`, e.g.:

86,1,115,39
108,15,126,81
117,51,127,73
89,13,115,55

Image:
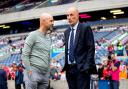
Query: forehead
45,17,53,22
67,9,78,16
47,16,53,20
67,10,75,14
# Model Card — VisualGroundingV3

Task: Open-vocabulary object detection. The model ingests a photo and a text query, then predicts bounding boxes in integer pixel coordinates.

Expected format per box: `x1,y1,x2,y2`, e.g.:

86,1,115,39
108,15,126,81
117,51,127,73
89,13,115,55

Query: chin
71,23,75,26
69,23,73,25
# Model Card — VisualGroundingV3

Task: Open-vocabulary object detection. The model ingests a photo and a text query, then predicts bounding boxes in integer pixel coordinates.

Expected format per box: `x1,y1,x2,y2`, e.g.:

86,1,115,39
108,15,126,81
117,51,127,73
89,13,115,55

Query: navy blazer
62,23,97,74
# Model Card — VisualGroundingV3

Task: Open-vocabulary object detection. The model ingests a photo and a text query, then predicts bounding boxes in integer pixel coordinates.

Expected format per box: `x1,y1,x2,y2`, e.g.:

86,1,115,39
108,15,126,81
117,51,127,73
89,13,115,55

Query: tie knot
71,28,74,31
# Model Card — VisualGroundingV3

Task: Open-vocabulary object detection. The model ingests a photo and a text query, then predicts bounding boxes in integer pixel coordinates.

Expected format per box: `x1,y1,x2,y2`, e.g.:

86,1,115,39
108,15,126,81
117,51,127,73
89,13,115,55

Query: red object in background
79,14,91,18
103,68,109,78
3,66,9,75
10,72,15,80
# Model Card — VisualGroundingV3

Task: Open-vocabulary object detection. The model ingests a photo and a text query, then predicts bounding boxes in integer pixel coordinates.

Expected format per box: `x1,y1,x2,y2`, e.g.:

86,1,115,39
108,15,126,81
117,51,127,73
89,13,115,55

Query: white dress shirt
68,22,79,64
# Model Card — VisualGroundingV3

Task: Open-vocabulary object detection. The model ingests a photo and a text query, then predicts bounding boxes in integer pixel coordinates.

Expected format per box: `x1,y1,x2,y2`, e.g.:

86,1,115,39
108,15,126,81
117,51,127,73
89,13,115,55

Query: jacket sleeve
83,26,97,74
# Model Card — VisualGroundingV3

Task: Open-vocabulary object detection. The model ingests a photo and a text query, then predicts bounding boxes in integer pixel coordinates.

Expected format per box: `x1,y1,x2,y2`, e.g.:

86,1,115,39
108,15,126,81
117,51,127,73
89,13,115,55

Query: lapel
66,28,70,46
74,23,81,50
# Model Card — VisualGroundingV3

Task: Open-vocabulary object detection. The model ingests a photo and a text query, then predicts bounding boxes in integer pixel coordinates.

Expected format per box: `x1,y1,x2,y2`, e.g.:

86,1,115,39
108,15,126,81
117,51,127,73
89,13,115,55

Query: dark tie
69,28,75,63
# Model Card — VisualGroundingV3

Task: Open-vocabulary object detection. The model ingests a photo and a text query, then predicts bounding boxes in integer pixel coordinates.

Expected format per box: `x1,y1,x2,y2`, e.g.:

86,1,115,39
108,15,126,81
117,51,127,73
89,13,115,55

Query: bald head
40,13,53,21
39,13,54,33
67,7,79,26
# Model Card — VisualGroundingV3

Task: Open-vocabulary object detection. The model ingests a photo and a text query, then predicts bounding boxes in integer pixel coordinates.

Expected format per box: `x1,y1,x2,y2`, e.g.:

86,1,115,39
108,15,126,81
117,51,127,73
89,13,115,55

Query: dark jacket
62,23,97,74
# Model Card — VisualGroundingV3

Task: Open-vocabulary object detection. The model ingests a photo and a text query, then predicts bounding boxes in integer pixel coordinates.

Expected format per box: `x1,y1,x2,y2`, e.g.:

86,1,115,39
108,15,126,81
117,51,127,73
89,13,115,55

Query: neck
71,21,79,27
39,26,47,34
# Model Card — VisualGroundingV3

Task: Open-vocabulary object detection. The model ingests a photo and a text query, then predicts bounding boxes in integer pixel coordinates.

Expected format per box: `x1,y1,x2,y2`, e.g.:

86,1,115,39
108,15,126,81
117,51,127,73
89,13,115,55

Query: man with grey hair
22,13,54,89
62,7,97,89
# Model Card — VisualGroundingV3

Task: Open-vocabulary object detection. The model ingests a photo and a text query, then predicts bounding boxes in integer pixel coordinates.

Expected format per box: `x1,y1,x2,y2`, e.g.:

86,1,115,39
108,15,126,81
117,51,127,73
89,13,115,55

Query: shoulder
27,31,38,38
28,30,38,36
64,26,70,34
80,23,91,29
25,30,38,42
79,23,92,33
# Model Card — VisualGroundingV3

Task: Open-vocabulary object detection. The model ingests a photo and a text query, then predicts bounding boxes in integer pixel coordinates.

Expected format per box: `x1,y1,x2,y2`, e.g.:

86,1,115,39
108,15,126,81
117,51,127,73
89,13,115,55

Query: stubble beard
46,26,53,35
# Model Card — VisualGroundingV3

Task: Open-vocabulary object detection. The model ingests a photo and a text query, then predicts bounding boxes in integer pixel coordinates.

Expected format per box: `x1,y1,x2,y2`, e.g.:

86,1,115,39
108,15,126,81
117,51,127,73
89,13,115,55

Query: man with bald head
22,13,54,89
62,7,97,89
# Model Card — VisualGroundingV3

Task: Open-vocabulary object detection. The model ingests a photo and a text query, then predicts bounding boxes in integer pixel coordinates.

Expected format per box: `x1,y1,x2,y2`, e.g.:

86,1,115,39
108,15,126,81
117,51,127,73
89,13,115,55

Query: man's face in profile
46,17,54,32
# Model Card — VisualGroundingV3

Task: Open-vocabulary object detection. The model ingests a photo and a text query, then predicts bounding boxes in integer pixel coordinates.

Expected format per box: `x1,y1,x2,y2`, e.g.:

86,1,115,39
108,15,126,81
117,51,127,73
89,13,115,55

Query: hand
56,40,64,48
101,77,104,80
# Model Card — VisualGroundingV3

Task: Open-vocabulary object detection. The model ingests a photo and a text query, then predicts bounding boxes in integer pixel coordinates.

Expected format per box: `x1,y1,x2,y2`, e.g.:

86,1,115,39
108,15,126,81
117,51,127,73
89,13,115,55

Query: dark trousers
23,82,25,89
0,85,8,89
66,64,90,89
111,80,119,89
15,84,21,89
